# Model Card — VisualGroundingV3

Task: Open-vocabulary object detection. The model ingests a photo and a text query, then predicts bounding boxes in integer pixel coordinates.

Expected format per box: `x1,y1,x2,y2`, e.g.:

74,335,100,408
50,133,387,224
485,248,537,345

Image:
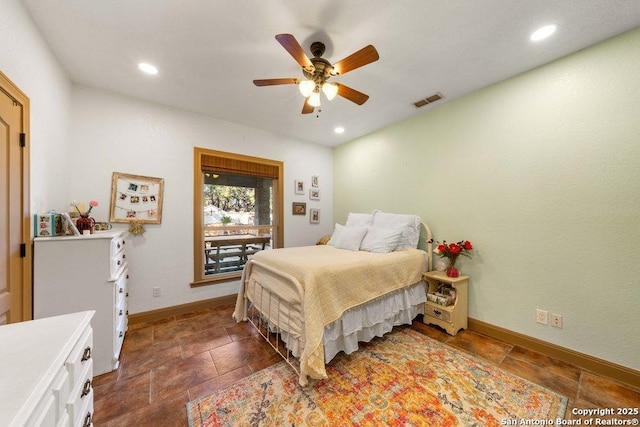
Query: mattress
234,244,428,383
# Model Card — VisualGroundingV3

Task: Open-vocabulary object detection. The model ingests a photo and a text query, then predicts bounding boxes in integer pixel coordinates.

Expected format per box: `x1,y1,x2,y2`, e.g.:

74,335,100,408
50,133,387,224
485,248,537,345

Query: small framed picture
292,202,306,215
311,176,319,187
294,180,305,195
309,189,320,200
310,208,320,224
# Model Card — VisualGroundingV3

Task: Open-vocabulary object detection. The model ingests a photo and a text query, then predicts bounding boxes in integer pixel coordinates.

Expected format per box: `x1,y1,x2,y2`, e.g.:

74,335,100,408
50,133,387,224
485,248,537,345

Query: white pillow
372,210,421,250
360,226,403,253
345,212,373,227
333,226,368,251
327,223,344,246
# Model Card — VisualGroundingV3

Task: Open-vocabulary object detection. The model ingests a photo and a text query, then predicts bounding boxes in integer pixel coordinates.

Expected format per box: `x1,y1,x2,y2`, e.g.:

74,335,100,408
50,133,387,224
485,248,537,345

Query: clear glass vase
445,255,460,277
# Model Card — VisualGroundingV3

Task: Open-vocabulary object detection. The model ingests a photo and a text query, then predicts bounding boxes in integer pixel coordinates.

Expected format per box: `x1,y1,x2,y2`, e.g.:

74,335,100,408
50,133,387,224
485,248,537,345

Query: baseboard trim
128,294,237,326
468,318,640,389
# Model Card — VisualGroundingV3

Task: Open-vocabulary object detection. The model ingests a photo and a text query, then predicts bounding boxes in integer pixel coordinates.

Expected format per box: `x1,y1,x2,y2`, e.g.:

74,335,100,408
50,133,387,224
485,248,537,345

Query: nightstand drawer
425,303,452,322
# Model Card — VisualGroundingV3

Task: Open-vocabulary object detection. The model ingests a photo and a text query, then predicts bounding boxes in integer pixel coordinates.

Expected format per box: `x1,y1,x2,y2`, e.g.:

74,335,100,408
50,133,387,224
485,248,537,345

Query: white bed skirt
277,281,426,363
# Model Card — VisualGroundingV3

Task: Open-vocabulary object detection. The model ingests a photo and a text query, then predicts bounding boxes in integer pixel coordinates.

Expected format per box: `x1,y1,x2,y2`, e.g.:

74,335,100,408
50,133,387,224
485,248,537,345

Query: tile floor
92,303,640,426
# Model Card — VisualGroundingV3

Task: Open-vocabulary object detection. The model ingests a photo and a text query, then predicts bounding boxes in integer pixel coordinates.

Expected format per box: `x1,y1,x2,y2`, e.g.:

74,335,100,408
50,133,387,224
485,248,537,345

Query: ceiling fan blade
333,45,379,75
253,78,299,87
302,99,314,114
336,83,369,105
275,34,314,71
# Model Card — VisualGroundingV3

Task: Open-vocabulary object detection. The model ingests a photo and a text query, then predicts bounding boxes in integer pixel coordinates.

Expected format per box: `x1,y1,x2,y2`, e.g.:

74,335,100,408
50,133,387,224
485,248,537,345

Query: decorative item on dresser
0,311,95,427
69,200,99,235
33,231,129,376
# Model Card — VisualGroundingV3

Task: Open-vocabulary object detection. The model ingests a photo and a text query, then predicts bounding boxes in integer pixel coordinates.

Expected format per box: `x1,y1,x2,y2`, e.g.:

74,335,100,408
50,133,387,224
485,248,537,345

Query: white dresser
34,231,129,376
0,311,95,427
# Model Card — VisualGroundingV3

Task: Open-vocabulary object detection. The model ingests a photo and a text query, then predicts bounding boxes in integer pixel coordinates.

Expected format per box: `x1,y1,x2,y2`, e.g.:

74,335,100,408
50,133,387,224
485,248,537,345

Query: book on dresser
33,231,129,377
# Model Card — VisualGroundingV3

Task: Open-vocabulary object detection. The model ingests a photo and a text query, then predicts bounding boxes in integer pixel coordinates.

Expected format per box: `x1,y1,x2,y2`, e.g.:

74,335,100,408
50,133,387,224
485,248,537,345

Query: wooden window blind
201,155,279,179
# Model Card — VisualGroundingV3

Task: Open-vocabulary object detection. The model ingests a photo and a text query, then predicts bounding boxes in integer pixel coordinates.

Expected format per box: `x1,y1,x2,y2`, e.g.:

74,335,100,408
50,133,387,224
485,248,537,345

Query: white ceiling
21,0,640,147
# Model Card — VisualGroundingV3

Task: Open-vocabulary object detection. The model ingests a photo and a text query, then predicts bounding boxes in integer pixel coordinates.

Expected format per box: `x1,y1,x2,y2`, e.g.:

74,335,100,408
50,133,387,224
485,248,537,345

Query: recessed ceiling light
138,62,159,75
530,24,557,42
334,127,345,134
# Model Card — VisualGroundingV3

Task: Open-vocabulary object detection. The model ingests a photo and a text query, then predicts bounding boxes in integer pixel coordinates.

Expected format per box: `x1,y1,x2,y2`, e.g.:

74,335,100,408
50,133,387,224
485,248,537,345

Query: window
193,148,283,285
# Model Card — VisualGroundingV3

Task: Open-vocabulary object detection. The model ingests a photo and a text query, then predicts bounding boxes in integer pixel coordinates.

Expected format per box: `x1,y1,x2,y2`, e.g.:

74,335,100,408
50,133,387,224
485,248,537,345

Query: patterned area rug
187,328,567,426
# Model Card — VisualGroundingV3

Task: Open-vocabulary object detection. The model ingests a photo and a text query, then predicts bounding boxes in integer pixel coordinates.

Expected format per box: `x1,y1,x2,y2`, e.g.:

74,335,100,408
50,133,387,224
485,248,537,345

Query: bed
232,211,433,385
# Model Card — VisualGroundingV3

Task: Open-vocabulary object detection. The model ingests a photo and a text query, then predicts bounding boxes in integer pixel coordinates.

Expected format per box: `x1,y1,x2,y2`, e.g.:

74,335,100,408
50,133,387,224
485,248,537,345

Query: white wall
333,28,640,371
0,0,73,213
65,86,333,314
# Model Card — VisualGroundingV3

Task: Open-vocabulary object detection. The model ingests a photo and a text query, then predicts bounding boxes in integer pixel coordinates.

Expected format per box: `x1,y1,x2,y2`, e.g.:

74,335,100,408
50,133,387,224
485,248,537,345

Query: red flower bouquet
434,240,473,277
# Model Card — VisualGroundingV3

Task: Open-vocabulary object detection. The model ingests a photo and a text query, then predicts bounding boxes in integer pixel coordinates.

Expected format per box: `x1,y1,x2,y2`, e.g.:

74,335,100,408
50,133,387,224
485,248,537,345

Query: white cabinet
34,231,129,376
0,311,95,427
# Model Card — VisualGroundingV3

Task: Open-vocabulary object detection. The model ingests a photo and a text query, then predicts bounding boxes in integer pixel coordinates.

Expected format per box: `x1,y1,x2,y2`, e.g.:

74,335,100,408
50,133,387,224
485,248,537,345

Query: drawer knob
81,346,92,362
433,309,442,317
119,331,123,338
83,412,92,427
119,288,123,293
117,260,121,266
119,309,123,316
81,379,92,398
126,292,129,297
123,254,126,259
126,274,130,279
117,243,120,249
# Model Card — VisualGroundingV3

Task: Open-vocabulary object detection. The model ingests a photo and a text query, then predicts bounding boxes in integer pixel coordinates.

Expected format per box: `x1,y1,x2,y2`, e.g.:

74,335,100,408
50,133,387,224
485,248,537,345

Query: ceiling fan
253,34,379,114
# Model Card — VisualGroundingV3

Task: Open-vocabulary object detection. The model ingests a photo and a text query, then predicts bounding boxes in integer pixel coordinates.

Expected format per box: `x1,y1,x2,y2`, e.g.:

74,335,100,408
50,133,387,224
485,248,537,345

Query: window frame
192,147,284,286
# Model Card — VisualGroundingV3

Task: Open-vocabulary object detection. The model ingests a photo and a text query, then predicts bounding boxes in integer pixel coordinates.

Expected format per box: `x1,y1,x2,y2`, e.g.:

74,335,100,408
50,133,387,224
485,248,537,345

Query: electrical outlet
536,309,548,325
153,287,161,297
550,313,563,328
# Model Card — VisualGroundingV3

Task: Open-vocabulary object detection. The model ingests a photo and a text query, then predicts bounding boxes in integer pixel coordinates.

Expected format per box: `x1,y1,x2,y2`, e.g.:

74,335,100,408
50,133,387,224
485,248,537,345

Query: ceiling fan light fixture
322,83,338,100
308,91,321,107
299,80,315,97
254,34,379,114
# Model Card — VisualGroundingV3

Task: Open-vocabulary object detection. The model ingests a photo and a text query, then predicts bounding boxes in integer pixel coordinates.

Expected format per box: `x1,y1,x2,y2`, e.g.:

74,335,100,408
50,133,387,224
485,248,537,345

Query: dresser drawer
115,315,127,348
52,366,71,423
27,393,56,427
114,304,127,349
72,389,93,427
56,411,69,427
65,325,93,385
27,356,69,427
110,235,126,258
114,270,128,308
66,359,93,426
110,251,126,277
114,303,126,326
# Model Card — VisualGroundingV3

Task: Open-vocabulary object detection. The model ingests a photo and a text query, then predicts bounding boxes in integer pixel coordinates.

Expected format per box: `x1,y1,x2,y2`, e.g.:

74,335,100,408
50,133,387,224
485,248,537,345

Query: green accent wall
333,27,640,371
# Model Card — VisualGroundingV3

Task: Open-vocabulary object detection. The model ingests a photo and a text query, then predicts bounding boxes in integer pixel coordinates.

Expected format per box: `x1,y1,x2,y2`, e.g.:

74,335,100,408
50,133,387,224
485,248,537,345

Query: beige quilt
233,245,427,384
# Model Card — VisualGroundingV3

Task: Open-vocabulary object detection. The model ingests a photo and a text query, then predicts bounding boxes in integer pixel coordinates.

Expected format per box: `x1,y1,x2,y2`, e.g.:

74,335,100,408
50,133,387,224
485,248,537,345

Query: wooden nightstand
422,271,469,336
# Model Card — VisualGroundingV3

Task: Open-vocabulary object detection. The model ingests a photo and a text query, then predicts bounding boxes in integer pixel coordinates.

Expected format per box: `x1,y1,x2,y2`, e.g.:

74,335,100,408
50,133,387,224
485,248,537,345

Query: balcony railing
203,225,272,276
